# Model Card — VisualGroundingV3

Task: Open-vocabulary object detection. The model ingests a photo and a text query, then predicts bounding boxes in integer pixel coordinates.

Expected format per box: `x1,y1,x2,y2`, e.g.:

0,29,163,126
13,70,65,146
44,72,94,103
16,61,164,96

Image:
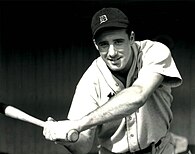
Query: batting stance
43,8,183,154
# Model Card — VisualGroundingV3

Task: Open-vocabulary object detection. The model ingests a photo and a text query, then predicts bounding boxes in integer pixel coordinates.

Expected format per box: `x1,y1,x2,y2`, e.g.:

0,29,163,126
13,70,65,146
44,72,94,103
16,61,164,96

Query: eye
98,42,109,48
114,39,124,45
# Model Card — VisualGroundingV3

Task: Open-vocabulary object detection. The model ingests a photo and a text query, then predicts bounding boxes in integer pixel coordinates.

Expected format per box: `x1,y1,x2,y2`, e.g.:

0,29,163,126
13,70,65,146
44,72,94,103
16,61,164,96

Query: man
43,7,182,154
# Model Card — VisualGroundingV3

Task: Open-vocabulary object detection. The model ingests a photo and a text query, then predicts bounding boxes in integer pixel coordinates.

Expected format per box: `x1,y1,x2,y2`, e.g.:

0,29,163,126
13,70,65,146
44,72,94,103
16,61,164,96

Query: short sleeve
138,41,182,87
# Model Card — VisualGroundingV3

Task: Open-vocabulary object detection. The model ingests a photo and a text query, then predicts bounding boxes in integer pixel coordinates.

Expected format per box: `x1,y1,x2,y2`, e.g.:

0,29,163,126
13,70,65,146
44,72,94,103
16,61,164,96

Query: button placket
125,114,139,152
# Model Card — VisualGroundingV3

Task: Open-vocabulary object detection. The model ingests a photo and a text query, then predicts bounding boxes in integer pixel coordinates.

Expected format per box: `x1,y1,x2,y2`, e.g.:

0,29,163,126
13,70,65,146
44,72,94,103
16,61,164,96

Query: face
94,29,134,73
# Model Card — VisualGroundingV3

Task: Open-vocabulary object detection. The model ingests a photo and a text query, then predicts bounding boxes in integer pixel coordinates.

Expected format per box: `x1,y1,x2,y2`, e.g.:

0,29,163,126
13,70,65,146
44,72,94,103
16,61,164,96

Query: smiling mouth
108,57,121,64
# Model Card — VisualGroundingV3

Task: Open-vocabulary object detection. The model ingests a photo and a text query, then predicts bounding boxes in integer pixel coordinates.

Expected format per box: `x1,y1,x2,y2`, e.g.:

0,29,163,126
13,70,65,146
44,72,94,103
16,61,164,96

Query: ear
93,39,99,50
129,31,135,44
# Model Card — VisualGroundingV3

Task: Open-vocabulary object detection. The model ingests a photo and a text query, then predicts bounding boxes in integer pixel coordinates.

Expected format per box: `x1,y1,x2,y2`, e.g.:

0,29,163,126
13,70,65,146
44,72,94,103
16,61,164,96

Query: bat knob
66,129,79,142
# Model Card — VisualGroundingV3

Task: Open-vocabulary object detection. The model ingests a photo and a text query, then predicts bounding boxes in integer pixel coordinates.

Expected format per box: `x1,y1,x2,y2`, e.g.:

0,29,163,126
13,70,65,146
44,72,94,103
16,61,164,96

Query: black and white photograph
0,0,194,154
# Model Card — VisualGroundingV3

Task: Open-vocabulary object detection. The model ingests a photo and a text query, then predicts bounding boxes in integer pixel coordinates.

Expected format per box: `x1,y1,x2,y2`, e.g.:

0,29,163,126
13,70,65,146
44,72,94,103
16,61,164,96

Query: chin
109,66,123,72
107,62,125,72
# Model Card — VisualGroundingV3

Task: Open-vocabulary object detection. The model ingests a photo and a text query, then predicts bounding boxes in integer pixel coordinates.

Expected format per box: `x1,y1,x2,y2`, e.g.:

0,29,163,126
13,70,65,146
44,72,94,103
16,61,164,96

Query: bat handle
66,129,79,142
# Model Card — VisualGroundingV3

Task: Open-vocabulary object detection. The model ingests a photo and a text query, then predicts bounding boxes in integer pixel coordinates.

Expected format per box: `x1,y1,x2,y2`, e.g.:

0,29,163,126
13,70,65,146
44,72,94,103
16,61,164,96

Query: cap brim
93,21,128,38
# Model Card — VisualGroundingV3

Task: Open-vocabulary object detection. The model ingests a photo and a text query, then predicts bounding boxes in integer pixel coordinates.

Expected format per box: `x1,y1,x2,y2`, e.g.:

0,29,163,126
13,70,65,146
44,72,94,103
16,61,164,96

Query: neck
112,71,128,86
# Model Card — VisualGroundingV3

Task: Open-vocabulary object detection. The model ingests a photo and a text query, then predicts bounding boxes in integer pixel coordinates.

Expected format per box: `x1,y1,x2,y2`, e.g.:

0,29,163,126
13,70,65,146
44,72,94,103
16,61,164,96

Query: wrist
77,116,90,132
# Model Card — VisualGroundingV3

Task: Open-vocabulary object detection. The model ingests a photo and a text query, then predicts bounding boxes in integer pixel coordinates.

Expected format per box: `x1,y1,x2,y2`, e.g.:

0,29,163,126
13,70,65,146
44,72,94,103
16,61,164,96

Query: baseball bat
0,102,79,142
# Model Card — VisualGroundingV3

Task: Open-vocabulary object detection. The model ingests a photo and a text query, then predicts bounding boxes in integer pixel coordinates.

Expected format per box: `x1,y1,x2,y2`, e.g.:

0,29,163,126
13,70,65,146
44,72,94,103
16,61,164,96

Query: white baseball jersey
68,40,182,153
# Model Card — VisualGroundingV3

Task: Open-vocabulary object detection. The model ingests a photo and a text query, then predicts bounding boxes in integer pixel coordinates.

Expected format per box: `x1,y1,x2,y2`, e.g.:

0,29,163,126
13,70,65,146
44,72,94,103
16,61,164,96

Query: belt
120,140,161,154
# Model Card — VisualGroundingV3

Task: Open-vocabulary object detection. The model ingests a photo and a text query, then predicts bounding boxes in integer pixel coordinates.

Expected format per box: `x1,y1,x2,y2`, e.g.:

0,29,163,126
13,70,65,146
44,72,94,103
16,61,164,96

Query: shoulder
77,57,106,85
136,40,170,53
80,57,100,78
135,40,182,87
135,40,171,62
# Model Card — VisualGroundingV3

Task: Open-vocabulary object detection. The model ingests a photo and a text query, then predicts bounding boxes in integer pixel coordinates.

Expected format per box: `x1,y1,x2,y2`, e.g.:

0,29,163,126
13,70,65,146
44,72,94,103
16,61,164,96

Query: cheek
99,51,107,58
122,51,132,63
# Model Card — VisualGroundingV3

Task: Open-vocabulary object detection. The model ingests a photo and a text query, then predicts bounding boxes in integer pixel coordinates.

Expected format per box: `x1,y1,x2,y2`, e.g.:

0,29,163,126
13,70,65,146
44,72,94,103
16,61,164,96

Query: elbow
129,85,148,109
131,97,146,111
137,97,146,108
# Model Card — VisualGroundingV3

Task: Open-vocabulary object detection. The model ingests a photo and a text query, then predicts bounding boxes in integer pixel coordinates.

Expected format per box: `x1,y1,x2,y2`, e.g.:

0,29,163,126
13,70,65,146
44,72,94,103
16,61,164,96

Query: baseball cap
91,7,129,38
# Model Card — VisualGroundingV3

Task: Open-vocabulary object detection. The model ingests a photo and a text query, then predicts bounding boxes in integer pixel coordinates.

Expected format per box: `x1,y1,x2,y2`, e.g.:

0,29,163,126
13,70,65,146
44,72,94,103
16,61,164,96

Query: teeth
111,60,118,64
108,57,120,64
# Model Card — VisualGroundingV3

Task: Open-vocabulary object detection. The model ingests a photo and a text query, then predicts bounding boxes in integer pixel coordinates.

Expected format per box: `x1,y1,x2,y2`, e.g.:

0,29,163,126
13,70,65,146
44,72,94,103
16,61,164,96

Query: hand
43,117,80,142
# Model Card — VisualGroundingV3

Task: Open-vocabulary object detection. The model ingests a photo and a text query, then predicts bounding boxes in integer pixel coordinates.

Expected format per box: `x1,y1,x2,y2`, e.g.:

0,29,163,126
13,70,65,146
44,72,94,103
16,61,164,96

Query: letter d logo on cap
99,15,108,24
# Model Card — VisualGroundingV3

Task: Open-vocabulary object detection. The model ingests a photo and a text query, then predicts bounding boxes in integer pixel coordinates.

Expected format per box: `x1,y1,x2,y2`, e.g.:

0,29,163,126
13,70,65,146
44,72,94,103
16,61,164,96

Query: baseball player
43,7,183,154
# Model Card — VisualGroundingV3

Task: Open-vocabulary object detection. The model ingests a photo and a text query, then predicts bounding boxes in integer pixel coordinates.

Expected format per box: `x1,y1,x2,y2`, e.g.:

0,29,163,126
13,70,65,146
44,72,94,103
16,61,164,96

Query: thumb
47,117,56,121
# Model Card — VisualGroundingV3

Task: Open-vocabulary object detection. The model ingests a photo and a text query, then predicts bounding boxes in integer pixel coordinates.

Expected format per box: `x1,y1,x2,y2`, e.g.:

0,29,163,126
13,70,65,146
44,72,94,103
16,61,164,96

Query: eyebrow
97,38,125,44
97,40,108,45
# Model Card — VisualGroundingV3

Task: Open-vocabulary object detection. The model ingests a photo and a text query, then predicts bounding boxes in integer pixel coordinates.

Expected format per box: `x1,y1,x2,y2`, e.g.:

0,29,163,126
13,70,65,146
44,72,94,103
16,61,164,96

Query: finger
43,120,56,140
44,129,57,141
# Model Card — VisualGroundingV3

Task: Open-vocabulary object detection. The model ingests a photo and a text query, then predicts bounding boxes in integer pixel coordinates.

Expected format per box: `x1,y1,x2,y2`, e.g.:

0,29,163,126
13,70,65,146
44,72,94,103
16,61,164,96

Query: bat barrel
4,105,45,127
0,102,79,142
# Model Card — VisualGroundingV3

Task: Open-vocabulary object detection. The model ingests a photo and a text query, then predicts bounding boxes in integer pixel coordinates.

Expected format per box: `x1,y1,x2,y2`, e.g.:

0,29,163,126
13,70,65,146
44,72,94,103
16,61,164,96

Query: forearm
78,86,145,132
77,72,164,133
43,73,163,144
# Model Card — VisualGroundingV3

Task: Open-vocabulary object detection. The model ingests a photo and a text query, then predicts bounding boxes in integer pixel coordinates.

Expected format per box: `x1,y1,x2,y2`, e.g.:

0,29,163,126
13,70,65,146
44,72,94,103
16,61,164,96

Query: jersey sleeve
138,41,182,87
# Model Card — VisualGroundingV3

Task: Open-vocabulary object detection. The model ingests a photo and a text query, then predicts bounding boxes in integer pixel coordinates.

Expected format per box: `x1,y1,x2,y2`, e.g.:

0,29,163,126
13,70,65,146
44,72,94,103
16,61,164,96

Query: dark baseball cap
91,7,129,38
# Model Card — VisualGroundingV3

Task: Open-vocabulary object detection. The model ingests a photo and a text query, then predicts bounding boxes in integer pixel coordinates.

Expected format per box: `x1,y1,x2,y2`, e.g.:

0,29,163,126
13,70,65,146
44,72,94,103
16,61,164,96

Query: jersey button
130,134,134,137
129,116,132,120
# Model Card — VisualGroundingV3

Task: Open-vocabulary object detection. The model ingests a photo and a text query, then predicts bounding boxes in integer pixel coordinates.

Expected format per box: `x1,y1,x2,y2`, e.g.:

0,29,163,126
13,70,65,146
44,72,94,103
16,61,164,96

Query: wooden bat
0,102,79,142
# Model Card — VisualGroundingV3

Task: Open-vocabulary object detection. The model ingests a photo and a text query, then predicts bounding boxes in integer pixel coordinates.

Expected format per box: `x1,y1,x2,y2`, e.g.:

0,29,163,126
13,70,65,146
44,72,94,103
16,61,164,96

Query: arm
77,72,164,132
43,72,164,144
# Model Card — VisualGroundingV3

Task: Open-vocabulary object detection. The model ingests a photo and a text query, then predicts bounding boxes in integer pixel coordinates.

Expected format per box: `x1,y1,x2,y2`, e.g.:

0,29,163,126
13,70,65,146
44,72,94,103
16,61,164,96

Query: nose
108,44,117,57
